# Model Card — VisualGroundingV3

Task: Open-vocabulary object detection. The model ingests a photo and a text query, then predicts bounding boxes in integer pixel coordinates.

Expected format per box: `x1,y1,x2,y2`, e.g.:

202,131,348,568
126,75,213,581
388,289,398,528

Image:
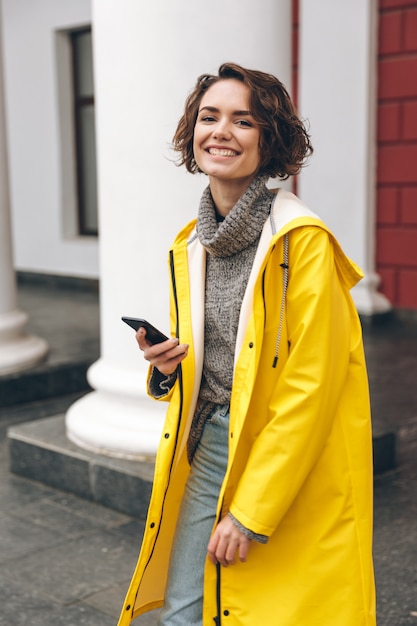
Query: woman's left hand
207,515,251,567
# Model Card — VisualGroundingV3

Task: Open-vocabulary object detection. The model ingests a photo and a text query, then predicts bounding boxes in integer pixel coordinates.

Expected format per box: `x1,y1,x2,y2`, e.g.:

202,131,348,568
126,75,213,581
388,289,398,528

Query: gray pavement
0,278,416,625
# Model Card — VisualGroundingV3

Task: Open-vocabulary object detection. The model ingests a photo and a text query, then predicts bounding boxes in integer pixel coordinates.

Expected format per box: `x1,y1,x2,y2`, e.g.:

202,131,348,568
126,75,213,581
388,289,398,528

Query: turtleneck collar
197,175,274,257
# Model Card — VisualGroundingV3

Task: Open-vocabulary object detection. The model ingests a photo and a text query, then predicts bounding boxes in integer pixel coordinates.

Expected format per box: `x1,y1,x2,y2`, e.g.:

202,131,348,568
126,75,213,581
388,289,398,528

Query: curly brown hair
172,62,313,180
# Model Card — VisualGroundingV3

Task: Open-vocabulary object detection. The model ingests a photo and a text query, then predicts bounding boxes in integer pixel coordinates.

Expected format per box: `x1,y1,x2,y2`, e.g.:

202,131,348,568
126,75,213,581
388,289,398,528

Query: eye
236,119,254,127
199,114,216,123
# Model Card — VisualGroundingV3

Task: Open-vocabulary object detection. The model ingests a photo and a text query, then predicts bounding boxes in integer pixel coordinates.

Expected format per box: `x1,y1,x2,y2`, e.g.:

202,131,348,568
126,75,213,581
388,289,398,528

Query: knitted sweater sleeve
228,512,268,544
148,367,177,399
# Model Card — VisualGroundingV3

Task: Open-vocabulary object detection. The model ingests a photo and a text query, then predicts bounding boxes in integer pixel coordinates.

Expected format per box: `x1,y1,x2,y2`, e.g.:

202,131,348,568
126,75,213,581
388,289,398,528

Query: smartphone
121,317,169,344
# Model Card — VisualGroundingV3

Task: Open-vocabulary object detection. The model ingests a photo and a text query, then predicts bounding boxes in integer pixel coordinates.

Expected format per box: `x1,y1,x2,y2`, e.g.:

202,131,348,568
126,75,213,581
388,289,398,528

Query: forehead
200,79,251,108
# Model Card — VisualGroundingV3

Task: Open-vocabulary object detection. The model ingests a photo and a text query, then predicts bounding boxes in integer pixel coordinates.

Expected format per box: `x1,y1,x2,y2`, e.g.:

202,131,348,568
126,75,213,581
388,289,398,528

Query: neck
208,175,257,217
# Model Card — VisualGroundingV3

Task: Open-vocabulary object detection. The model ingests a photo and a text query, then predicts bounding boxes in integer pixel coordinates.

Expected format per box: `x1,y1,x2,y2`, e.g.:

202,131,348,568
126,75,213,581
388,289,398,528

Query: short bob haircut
172,62,313,180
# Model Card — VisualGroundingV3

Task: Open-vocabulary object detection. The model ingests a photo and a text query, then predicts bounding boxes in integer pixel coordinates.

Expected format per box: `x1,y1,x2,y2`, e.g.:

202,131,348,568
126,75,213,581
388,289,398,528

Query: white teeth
208,148,238,157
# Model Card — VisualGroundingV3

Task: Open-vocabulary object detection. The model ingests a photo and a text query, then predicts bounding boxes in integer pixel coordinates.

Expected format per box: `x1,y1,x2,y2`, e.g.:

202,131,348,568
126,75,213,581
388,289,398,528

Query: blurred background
0,1,416,624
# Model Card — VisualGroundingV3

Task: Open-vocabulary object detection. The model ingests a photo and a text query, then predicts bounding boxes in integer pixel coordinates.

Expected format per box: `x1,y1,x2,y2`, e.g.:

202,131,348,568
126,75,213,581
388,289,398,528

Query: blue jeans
158,404,230,626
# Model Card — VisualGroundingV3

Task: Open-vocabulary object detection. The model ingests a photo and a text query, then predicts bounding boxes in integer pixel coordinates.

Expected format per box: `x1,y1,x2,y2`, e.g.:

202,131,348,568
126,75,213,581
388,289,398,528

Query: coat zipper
213,500,223,625
268,206,290,368
131,250,184,615
272,232,289,368
214,561,222,625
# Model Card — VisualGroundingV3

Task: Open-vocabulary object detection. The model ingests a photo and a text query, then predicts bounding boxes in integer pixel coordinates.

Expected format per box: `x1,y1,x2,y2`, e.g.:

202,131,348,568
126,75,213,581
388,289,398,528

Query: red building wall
292,0,299,105
292,0,300,195
293,0,417,311
377,0,417,309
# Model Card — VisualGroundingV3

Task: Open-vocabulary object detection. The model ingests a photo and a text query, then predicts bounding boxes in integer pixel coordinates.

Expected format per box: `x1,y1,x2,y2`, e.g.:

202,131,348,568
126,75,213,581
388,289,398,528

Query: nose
212,119,232,140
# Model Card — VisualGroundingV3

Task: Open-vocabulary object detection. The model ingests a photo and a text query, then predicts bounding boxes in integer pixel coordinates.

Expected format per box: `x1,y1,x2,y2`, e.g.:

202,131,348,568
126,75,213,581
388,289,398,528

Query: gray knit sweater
187,175,274,461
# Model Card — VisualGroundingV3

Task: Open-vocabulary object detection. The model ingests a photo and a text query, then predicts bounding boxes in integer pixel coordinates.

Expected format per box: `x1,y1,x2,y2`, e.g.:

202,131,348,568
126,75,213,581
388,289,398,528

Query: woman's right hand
135,327,189,376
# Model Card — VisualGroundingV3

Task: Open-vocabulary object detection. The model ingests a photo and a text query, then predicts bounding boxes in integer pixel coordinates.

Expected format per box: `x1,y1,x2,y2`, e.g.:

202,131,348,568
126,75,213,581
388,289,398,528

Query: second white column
298,0,391,315
66,0,292,458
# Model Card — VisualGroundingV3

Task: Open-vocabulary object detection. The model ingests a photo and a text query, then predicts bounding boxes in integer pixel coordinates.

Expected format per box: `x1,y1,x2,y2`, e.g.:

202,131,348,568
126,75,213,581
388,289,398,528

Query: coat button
164,433,170,439
150,522,155,528
223,609,230,616
249,342,254,348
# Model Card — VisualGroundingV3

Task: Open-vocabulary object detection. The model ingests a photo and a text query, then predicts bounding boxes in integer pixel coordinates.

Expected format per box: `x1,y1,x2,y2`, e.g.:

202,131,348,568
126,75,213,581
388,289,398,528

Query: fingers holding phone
121,318,188,376
136,327,188,376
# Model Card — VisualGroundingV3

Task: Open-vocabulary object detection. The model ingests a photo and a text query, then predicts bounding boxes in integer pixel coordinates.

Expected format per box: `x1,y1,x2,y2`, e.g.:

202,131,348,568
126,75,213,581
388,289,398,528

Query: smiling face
193,79,261,191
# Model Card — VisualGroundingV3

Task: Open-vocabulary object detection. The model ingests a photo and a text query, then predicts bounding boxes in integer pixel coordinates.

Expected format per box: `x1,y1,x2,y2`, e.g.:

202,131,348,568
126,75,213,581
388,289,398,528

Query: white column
66,0,292,459
298,0,391,315
0,7,48,376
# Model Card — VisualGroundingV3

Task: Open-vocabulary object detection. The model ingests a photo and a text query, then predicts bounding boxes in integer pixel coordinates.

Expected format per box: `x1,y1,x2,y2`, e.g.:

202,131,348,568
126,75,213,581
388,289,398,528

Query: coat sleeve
229,227,354,537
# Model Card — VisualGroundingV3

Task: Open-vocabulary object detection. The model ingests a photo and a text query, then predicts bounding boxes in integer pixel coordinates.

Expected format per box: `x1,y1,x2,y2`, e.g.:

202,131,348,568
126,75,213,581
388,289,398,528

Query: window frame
70,26,98,237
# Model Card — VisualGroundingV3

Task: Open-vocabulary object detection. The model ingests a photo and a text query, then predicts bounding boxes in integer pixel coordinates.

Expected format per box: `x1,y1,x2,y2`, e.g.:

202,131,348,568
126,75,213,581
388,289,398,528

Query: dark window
71,28,98,236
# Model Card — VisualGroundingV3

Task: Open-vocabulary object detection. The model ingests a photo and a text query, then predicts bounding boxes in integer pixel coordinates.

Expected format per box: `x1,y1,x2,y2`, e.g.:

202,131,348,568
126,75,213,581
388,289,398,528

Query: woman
118,63,376,626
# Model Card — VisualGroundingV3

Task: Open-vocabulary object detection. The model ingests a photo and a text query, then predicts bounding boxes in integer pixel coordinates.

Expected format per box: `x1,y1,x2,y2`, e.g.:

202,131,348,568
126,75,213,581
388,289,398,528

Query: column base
66,389,166,460
0,309,48,375
351,272,392,316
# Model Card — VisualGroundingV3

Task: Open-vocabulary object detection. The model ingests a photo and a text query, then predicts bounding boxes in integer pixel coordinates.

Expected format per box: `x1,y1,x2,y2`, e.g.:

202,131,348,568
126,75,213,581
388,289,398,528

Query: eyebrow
198,105,252,116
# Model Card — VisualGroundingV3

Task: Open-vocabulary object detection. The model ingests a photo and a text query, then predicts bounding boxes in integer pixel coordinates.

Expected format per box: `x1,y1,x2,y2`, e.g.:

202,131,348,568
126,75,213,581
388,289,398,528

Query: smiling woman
192,80,261,215
173,62,312,181
118,63,376,626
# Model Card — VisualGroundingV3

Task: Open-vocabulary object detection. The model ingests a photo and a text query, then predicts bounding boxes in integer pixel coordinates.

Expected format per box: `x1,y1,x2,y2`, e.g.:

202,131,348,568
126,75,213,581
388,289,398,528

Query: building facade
1,0,416,457
2,0,416,310
376,0,417,309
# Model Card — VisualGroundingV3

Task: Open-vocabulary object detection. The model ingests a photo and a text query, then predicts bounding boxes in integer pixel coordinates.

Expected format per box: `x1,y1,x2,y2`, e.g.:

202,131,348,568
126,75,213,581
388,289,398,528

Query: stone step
8,414,154,519
0,360,93,409
7,413,396,520
373,432,395,475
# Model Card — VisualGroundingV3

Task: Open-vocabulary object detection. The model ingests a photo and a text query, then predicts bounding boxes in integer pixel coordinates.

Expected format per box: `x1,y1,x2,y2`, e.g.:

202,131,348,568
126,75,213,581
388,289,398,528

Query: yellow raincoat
118,189,376,626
